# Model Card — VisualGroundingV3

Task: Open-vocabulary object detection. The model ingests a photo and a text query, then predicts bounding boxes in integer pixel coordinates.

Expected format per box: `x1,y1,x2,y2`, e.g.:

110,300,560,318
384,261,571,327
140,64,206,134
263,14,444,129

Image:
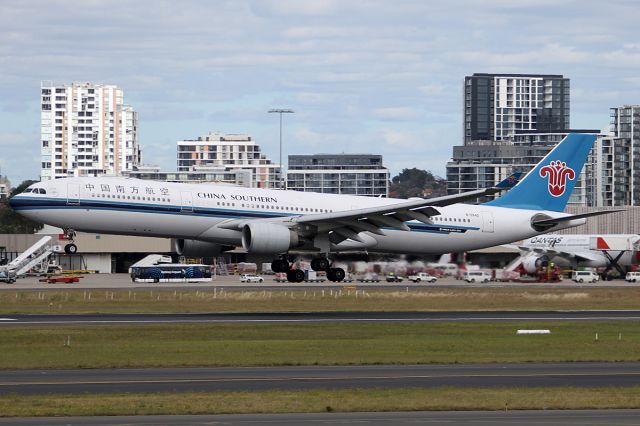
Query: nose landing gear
63,229,78,254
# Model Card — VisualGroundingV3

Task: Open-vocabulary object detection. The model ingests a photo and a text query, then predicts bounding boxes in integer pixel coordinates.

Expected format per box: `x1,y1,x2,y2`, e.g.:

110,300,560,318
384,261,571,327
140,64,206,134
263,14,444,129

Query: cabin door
66,183,80,205
481,212,494,233
180,191,194,213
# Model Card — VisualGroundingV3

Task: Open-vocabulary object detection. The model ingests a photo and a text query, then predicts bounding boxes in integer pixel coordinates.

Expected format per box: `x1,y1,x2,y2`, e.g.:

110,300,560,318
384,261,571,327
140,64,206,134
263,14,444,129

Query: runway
2,410,640,426
2,310,640,325
2,362,640,395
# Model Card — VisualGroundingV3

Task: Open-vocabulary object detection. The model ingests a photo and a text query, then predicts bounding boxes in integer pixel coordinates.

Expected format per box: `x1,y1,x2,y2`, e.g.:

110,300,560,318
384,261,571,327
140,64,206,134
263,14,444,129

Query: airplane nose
8,195,25,210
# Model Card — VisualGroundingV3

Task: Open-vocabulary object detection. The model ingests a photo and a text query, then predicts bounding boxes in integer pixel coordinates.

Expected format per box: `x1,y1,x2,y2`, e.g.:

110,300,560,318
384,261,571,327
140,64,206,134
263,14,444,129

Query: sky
1,0,640,185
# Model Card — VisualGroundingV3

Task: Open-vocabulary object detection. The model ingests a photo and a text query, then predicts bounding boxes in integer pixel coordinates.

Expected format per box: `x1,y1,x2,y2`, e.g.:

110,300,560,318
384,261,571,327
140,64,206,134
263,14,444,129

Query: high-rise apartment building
595,105,640,206
176,132,281,189
287,154,389,197
40,81,140,180
464,73,570,144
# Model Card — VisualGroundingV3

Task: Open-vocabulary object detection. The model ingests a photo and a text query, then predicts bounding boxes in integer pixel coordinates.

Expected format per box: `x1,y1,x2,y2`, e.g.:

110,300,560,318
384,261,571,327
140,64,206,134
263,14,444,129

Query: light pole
268,108,294,189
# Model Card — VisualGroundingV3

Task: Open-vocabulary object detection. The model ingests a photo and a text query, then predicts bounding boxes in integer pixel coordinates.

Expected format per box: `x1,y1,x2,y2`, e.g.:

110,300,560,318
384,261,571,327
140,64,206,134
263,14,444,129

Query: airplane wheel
287,269,304,283
271,259,289,273
311,257,330,271
64,244,78,254
329,267,345,282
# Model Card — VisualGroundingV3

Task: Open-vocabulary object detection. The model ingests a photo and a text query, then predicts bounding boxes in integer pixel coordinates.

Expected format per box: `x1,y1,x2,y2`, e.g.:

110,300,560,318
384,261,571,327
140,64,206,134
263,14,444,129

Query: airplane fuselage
10,177,583,256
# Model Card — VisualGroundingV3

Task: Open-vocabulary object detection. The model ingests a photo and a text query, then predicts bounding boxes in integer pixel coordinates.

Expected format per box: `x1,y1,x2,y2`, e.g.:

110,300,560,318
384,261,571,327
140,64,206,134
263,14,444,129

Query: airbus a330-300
10,133,617,282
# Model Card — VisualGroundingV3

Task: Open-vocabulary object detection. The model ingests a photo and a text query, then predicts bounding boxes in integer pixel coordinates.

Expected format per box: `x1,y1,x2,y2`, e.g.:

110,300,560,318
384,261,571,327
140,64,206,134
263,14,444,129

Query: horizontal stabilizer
531,210,623,231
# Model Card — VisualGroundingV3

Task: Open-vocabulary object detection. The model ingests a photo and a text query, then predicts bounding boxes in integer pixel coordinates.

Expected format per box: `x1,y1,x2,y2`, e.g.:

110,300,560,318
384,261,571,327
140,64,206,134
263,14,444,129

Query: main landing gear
62,228,78,254
270,255,346,282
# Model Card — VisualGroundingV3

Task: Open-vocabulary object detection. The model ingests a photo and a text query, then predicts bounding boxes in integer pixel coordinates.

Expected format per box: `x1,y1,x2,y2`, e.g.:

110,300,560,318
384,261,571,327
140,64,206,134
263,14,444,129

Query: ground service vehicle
131,264,211,283
626,271,640,282
571,270,599,283
240,273,264,283
464,271,491,283
386,273,404,282
0,268,16,283
408,272,437,283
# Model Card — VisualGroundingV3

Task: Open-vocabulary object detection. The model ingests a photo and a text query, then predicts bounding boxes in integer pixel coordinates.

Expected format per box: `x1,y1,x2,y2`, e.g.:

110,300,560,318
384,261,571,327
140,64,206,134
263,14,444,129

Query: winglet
495,172,523,189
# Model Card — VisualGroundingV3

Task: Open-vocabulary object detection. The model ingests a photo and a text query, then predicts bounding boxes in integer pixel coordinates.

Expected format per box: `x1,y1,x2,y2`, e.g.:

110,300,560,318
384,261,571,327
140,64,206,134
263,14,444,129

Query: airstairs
503,252,528,272
1,236,56,281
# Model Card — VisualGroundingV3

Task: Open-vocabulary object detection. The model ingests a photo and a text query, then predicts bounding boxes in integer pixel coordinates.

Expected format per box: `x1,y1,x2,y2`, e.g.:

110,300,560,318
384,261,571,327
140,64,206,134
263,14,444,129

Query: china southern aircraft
10,133,616,282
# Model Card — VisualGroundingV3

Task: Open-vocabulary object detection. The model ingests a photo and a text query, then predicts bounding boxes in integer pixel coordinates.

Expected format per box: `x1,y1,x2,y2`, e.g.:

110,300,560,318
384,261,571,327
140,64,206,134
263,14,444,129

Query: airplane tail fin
484,133,596,212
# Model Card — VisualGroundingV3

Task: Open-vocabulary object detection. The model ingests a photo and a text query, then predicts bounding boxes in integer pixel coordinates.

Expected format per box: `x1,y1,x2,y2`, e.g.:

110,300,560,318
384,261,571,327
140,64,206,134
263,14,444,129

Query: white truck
407,272,437,283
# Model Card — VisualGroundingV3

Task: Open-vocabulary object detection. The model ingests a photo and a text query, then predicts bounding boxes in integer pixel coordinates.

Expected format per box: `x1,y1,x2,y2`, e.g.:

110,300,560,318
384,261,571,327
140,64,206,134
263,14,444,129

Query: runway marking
0,318,16,321
3,372,640,387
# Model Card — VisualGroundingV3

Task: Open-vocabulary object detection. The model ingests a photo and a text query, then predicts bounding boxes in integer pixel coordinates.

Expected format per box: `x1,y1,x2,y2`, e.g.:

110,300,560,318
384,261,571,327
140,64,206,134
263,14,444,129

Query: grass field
2,387,640,416
2,287,640,314
1,321,639,369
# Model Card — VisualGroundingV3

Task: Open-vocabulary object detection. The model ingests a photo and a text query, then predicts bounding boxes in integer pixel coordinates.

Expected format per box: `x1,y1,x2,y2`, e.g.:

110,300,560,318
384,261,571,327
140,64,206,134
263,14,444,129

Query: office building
40,81,140,180
464,73,570,144
287,154,389,197
177,132,281,189
447,130,600,206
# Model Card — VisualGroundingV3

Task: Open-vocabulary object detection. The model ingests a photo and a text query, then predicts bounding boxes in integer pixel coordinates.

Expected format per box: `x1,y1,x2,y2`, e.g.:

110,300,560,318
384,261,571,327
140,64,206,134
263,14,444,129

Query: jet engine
521,255,550,274
241,223,299,254
174,239,231,257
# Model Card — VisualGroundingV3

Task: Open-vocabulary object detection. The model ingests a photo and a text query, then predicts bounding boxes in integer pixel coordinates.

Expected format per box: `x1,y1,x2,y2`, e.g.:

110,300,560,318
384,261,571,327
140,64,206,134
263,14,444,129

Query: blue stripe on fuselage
10,196,480,234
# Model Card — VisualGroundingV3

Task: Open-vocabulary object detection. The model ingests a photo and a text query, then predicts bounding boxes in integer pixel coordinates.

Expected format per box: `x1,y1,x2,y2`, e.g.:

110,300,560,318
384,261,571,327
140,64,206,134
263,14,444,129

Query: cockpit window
23,188,33,193
38,189,46,194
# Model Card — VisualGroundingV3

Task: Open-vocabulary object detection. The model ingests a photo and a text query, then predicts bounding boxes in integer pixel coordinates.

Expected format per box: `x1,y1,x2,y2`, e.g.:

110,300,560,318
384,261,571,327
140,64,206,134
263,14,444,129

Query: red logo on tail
539,160,575,197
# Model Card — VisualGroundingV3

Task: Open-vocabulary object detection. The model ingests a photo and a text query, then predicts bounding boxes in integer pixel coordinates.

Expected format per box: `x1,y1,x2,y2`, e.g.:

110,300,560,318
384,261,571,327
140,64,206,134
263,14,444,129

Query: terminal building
40,81,140,180
286,154,389,197
176,132,281,189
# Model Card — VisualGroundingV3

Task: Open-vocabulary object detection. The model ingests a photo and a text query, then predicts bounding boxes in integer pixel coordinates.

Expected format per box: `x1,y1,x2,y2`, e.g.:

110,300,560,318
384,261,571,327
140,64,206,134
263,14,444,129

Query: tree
0,180,44,234
390,168,447,199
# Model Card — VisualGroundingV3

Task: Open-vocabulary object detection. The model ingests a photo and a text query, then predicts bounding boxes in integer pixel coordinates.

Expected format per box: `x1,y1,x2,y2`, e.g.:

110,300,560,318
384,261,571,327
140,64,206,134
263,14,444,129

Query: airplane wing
218,173,522,243
515,246,602,263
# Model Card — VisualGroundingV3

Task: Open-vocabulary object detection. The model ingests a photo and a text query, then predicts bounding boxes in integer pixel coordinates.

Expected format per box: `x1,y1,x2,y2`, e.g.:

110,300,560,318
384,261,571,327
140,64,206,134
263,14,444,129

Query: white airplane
513,234,640,276
10,133,617,282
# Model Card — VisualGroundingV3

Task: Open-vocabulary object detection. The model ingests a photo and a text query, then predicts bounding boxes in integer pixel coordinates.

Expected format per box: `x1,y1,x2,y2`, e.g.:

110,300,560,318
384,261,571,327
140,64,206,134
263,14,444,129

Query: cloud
373,107,419,121
0,0,639,183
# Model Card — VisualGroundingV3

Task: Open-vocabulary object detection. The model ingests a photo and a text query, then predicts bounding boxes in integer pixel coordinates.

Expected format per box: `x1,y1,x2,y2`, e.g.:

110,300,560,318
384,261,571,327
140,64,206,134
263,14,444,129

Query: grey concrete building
464,73,570,144
287,154,389,197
